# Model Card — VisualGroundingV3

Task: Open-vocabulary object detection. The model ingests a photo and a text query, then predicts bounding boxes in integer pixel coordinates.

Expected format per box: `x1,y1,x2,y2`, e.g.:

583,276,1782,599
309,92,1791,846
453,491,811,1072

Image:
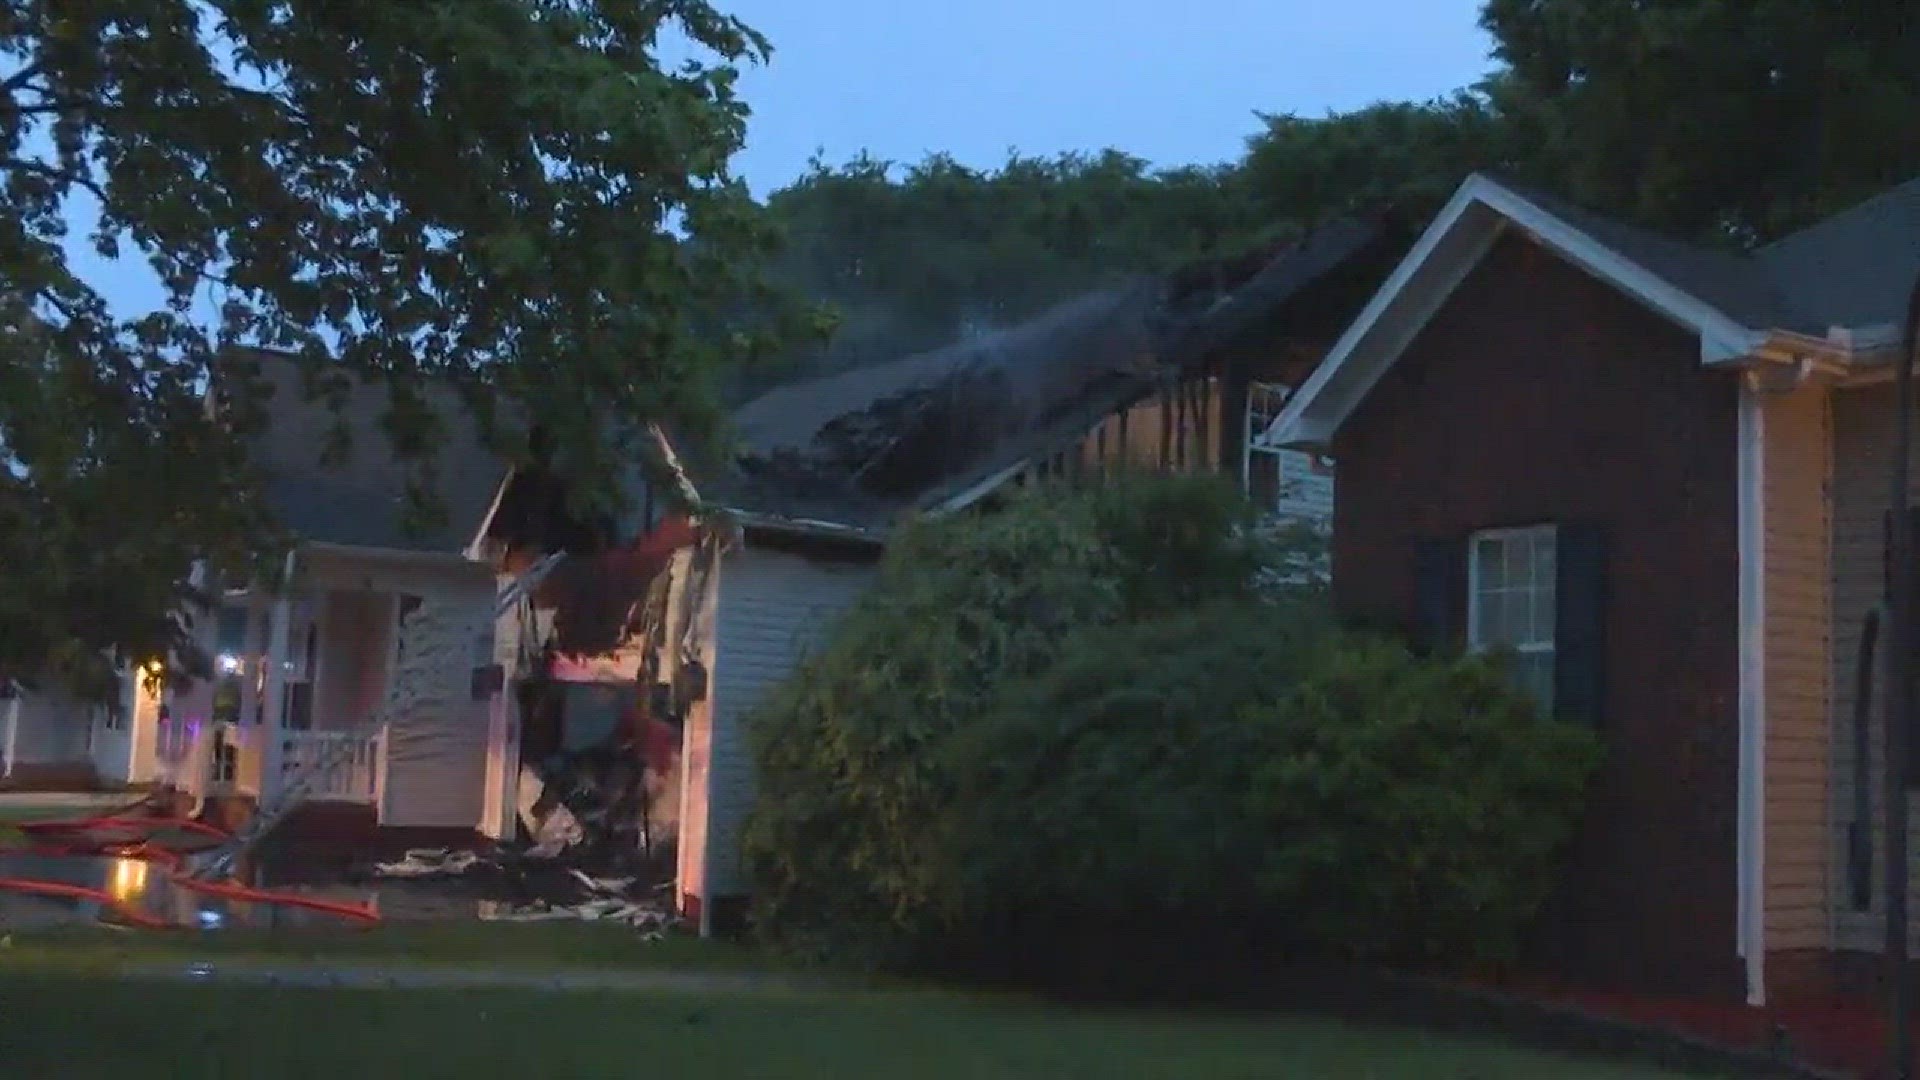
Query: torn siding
379,588,496,829
1759,382,1832,953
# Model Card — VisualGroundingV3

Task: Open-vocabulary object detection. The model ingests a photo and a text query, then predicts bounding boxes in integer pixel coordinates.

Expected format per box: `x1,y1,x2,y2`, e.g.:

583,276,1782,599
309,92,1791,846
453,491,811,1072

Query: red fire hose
0,877,173,930
2,810,380,928
20,815,231,841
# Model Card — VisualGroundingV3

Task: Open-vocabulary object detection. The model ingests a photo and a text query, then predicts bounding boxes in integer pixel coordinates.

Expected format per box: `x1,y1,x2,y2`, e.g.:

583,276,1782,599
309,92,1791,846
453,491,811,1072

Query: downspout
1735,370,1768,1006
1883,271,1920,1080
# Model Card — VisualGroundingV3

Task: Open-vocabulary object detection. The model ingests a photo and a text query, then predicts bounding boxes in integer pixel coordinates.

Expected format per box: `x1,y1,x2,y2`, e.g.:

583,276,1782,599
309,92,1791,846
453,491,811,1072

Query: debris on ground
368,846,671,933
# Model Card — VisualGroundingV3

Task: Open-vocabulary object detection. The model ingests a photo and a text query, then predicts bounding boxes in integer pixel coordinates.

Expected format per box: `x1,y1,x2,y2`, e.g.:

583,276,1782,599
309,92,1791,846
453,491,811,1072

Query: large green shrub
942,609,1599,974
742,474,1273,954
745,473,1596,978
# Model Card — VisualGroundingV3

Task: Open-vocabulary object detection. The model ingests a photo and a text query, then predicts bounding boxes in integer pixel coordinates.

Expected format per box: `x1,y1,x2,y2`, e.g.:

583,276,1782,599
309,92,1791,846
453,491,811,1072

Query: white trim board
1262,173,1768,449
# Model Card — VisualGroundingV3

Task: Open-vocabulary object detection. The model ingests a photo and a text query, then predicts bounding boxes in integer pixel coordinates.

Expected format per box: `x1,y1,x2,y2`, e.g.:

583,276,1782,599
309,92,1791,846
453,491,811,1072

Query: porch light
216,654,243,675
109,858,148,901
143,659,164,677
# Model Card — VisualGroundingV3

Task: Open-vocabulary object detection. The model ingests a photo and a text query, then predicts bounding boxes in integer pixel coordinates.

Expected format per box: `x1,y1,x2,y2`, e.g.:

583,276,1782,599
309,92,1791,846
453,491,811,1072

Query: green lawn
0,975,1705,1079
0,921,769,974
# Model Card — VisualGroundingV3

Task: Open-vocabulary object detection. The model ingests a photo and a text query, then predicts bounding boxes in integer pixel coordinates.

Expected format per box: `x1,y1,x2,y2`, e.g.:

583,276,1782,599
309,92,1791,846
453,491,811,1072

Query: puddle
0,852,497,929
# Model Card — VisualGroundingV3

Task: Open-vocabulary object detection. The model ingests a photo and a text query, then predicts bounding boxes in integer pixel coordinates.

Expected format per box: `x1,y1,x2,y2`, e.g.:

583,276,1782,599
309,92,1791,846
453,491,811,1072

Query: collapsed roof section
705,215,1396,536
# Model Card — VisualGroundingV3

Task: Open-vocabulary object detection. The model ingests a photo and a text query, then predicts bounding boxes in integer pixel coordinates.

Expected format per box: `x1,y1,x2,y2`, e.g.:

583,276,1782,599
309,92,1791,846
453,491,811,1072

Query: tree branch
1,62,42,96
1,155,111,207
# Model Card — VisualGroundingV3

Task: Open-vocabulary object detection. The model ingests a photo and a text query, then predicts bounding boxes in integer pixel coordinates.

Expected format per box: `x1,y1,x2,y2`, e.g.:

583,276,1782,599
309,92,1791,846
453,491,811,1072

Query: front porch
151,563,426,816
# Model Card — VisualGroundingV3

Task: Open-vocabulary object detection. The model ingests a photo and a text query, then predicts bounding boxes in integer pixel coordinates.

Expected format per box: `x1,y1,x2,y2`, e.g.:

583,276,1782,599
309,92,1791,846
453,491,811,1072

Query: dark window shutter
1413,537,1466,655
1554,523,1608,726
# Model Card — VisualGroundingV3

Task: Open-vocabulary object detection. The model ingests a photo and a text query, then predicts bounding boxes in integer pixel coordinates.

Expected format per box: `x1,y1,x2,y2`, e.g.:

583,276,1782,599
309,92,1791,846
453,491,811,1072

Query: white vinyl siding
699,543,875,899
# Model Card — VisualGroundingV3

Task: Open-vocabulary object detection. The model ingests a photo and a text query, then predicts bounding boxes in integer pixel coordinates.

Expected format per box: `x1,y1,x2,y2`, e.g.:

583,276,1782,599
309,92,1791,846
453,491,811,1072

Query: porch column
238,595,265,727
259,593,293,800
1,692,18,780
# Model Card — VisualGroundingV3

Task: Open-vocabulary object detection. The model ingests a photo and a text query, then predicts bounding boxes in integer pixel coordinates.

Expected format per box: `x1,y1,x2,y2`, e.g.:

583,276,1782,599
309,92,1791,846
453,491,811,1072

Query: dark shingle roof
1490,177,1805,330
1489,173,1920,334
1758,177,1920,330
219,350,511,554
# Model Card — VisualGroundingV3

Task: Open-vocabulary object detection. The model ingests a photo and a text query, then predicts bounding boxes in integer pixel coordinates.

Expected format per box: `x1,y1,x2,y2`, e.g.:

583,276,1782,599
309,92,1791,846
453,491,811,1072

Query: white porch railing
158,718,386,808
273,728,387,805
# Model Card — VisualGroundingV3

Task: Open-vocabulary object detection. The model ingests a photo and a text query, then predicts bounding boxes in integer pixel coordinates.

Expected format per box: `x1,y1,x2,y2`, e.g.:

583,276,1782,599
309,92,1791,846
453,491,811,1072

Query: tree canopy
1,0,802,694
1481,0,1920,242
756,150,1266,386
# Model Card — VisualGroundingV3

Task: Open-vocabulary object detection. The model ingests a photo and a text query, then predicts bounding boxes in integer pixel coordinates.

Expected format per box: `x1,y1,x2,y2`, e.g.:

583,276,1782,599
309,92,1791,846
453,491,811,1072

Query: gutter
298,540,487,570
722,509,886,547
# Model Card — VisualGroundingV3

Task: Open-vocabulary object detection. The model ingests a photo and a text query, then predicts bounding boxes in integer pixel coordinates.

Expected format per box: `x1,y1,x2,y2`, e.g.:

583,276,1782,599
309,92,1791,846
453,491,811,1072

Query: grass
0,975,1707,1079
0,921,773,975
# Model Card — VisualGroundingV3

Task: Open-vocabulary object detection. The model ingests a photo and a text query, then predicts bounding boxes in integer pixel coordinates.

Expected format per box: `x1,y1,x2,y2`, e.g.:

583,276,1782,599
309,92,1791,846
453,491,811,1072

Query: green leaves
741,476,1272,952
3,0,803,695
742,474,1596,979
1480,0,1920,242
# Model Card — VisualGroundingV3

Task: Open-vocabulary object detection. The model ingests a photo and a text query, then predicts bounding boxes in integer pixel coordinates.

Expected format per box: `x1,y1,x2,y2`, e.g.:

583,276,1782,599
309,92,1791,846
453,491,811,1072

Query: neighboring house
653,216,1405,926
1264,173,1920,1005
18,349,669,845
0,683,111,789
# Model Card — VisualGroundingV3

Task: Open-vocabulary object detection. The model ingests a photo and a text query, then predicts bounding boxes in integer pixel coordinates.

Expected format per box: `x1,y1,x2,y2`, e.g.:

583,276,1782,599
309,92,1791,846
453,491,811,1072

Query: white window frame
1466,524,1559,709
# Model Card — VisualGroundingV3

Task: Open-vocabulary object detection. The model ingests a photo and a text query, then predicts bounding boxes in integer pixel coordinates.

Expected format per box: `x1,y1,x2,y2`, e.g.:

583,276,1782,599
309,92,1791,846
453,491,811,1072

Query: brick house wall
1330,234,1744,995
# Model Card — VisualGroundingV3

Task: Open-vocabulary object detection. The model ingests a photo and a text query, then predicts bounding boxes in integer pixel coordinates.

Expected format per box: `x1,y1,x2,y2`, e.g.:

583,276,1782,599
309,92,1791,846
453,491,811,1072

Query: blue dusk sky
67,0,1496,316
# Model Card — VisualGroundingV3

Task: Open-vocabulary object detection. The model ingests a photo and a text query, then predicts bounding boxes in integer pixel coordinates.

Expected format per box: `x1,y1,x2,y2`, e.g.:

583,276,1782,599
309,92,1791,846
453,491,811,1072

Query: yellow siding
1828,383,1920,952
1763,381,1833,951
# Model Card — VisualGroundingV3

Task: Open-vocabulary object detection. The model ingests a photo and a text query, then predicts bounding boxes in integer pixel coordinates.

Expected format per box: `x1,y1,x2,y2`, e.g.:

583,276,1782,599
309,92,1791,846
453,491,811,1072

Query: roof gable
1264,174,1770,447
217,350,512,555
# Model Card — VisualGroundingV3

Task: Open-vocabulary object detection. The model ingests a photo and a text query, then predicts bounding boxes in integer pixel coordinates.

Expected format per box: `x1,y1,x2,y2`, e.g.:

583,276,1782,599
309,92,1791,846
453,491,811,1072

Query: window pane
1501,591,1531,646
1532,580,1557,643
1519,650,1556,714
1475,537,1505,589
284,682,314,731
1504,536,1531,592
1533,532,1558,590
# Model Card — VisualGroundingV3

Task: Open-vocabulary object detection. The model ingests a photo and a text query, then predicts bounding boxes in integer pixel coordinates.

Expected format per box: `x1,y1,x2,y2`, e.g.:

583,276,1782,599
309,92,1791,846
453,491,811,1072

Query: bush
745,473,1597,980
940,609,1598,979
743,474,1276,957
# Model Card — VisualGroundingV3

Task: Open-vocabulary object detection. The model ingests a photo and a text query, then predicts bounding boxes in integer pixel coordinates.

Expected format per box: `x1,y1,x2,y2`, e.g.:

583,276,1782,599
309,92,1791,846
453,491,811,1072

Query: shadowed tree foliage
1,0,814,695
1480,0,1920,243
1239,93,1519,225
757,150,1268,386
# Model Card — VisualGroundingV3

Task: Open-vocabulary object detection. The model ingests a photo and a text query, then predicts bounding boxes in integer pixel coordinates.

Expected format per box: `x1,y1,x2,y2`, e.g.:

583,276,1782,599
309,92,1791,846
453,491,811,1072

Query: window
1242,382,1334,524
1468,525,1558,712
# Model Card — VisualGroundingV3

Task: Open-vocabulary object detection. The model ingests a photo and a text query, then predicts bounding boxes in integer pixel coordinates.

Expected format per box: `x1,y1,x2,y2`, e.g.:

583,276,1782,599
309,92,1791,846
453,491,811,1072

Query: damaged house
651,214,1409,927
23,348,689,861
